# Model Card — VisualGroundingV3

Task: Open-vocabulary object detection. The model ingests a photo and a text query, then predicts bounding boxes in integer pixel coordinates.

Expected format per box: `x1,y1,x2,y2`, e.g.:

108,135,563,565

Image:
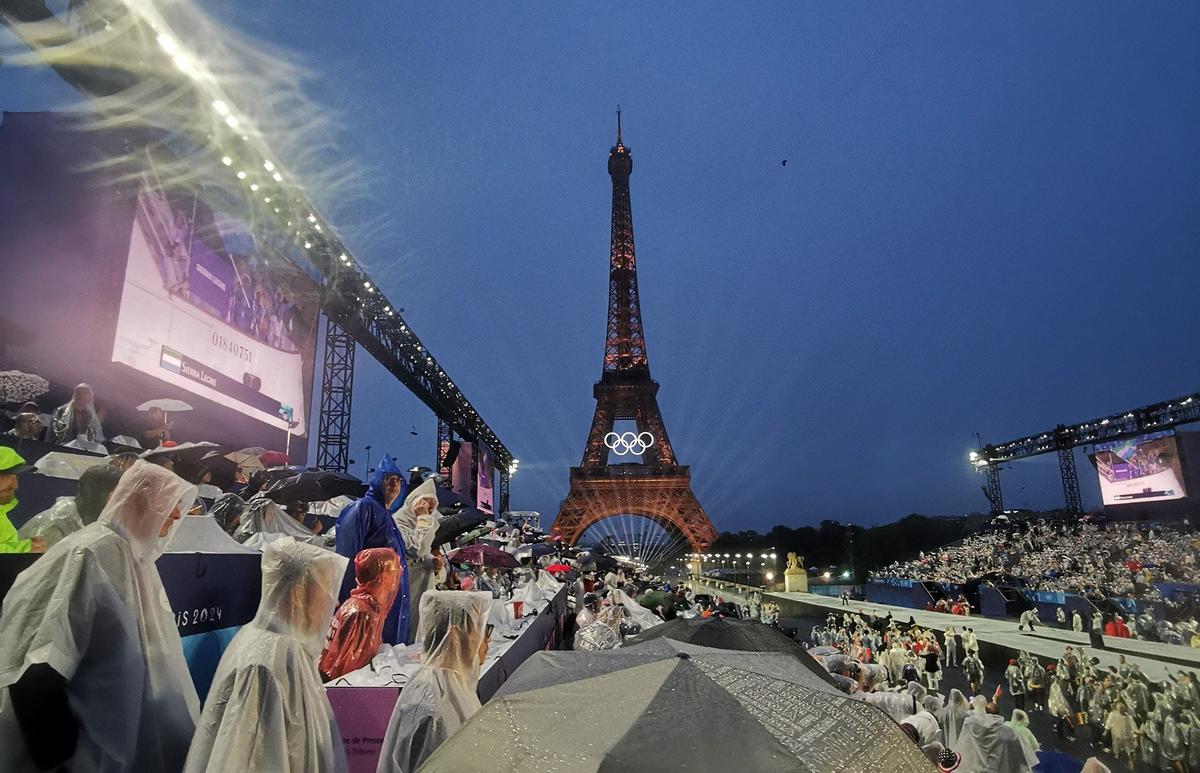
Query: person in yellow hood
0,448,45,553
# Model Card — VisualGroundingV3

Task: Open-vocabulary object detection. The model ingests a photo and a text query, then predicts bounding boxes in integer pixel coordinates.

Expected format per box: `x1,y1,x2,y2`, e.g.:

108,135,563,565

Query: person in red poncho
319,548,404,680
1113,615,1131,638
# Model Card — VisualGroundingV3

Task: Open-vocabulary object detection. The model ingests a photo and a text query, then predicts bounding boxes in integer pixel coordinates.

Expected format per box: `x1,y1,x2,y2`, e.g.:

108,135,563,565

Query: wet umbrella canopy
263,470,366,503
625,616,837,687
446,543,521,568
432,507,489,546
426,640,931,772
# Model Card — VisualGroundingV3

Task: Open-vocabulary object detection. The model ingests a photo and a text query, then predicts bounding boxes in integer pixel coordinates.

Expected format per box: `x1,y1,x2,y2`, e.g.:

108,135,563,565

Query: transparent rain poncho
938,688,972,750
235,494,325,548
1047,676,1072,719
165,512,259,554
184,537,349,773
1006,709,1040,763
376,591,492,773
574,621,622,651
16,497,82,548
0,460,199,772
17,464,123,549
956,712,1037,773
392,478,441,644
607,587,664,632
1104,706,1138,754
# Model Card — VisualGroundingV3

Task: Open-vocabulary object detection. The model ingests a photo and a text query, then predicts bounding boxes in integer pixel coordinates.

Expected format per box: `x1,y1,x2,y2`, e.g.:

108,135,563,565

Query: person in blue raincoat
334,454,410,645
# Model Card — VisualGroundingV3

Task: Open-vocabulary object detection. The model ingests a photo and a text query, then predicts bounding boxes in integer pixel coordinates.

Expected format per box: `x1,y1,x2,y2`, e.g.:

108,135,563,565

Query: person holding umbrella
334,454,411,645
140,407,174,447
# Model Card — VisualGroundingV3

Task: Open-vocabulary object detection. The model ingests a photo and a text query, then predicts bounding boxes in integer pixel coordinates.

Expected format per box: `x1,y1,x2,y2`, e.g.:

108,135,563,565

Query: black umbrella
264,470,366,503
435,485,470,513
199,451,239,489
433,507,489,546
625,616,836,687
427,639,931,773
243,465,305,498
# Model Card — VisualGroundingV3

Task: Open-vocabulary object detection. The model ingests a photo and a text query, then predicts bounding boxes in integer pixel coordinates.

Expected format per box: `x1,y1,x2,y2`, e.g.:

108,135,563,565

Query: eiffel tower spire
604,107,647,374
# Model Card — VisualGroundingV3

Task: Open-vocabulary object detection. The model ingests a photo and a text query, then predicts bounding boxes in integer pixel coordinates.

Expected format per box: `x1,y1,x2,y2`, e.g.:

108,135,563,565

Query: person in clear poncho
184,538,349,773
51,383,105,444
0,460,199,772
392,478,442,645
1104,701,1138,767
1006,709,1040,762
18,464,123,549
956,706,1038,773
377,591,492,773
235,494,325,548
938,688,971,750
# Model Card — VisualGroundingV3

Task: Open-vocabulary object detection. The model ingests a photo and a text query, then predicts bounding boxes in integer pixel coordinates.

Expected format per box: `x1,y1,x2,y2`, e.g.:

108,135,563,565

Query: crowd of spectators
870,519,1200,615
809,609,1200,772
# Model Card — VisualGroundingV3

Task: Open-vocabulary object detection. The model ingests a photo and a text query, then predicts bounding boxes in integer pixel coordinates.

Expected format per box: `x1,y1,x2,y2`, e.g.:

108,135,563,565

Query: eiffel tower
550,112,717,556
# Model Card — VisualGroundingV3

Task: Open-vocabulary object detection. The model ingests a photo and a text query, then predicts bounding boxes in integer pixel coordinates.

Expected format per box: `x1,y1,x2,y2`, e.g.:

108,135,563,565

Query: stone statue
786,552,803,572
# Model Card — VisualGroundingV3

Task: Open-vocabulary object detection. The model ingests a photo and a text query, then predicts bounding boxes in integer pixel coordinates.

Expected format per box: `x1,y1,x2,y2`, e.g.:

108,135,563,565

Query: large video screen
111,179,319,430
476,444,494,514
1091,430,1187,505
0,112,320,455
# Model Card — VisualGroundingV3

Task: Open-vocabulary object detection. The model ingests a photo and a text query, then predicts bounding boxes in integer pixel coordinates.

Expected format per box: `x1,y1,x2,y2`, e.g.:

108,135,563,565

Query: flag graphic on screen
160,346,184,374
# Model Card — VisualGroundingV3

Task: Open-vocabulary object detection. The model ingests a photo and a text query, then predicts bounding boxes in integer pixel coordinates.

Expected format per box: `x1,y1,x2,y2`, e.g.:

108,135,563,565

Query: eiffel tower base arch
551,469,717,552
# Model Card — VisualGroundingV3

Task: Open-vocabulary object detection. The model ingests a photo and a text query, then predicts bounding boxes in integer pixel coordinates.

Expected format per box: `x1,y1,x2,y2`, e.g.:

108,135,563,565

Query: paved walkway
767,590,1199,680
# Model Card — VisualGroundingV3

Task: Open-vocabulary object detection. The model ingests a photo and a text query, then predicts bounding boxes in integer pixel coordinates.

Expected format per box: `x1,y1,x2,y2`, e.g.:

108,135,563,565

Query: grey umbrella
496,639,834,698
624,616,838,687
424,641,932,773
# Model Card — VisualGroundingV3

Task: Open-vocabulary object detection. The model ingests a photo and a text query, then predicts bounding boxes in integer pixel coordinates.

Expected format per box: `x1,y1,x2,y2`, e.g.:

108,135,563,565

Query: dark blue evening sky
3,3,1199,532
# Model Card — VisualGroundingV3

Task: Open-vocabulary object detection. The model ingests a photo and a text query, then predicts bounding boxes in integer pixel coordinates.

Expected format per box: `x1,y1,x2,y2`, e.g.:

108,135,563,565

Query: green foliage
709,512,990,582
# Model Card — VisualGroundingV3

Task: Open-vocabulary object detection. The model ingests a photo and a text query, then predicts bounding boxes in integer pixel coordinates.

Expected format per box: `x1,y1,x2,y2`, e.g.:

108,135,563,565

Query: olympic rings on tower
604,431,655,456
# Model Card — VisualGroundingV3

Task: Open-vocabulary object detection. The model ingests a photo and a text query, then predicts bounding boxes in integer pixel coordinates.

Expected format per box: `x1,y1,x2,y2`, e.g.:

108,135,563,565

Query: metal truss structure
971,391,1200,512
315,318,355,471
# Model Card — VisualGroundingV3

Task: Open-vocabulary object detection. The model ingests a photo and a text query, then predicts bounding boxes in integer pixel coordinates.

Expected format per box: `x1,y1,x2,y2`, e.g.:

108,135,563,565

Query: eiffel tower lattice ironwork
550,113,717,554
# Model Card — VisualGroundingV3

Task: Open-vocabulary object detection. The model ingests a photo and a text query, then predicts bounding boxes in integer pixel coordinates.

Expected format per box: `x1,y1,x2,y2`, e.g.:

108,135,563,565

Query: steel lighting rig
969,391,1200,515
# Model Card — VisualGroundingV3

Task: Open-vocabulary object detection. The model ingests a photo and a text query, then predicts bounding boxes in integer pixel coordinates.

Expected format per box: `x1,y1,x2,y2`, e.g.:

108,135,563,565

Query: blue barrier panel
157,552,263,702
865,580,927,609
979,585,1010,617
